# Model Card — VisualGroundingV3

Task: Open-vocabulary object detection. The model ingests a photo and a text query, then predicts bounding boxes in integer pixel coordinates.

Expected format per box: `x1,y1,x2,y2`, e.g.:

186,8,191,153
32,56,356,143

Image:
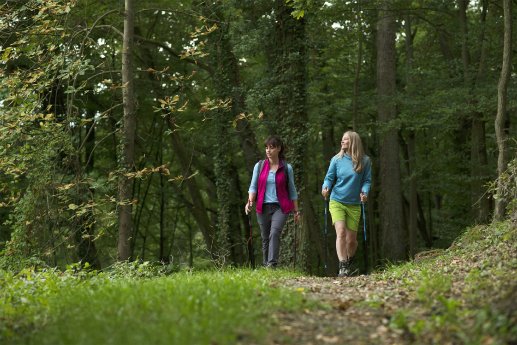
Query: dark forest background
0,0,515,274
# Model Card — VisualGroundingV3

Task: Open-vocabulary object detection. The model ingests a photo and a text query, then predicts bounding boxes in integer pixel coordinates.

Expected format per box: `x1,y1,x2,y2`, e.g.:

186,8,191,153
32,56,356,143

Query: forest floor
1,221,515,345
270,275,413,345
267,221,517,345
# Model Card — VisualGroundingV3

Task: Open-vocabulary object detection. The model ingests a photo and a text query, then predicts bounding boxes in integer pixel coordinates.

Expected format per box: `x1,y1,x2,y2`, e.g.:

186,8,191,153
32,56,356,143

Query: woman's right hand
321,187,330,200
245,200,253,215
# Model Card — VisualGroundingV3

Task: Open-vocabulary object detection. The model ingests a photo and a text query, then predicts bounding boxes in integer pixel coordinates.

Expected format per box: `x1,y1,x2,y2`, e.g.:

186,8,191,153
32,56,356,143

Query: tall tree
404,14,418,257
376,2,406,261
118,0,136,260
266,0,323,272
494,0,512,221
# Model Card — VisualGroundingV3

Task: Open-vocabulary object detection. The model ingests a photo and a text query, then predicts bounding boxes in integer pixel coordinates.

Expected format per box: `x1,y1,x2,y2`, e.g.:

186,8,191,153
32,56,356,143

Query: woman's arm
287,164,298,200
245,163,260,214
322,157,336,198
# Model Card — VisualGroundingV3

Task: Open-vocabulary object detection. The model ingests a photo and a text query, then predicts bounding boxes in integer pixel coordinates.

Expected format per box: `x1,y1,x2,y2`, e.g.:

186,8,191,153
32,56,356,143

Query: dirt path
265,224,517,345
268,275,412,345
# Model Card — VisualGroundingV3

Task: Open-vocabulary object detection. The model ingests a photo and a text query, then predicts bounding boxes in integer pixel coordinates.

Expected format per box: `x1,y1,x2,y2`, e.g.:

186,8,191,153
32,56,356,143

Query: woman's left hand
360,193,368,203
294,211,301,224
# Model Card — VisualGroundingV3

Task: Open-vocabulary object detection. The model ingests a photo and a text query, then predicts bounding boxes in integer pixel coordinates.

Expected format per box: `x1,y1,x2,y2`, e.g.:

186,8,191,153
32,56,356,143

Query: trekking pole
361,201,368,274
293,215,297,270
247,214,256,269
323,198,329,275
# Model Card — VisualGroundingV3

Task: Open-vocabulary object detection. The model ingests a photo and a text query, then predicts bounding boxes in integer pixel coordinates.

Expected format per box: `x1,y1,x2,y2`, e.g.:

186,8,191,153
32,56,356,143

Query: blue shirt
249,162,298,203
322,154,371,204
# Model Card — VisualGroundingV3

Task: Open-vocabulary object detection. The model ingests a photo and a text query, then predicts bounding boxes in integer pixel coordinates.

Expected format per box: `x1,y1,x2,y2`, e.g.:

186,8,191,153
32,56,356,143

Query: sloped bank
273,220,516,345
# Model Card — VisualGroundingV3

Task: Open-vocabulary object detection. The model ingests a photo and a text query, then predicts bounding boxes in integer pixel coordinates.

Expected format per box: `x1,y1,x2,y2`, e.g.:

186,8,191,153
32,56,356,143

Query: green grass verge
0,268,310,345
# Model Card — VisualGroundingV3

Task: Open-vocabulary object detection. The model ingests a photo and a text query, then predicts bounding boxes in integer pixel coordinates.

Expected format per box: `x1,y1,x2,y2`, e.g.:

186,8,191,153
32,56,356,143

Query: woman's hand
360,193,368,203
294,211,301,224
321,187,330,200
245,200,253,215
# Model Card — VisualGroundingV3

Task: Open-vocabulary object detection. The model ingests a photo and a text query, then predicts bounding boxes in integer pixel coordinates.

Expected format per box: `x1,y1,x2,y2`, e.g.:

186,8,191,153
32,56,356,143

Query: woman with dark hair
245,136,300,268
322,131,371,277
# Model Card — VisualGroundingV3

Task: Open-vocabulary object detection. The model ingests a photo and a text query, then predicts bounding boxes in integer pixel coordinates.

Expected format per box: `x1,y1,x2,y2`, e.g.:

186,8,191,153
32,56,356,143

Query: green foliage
0,0,92,265
1,0,516,272
0,268,309,345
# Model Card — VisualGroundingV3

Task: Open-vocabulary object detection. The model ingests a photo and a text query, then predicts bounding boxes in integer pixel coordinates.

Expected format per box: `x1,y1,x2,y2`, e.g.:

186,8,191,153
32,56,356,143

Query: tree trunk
352,33,363,131
268,0,322,273
458,0,471,84
470,0,491,223
201,0,247,265
377,2,406,262
167,117,215,255
494,0,512,221
404,15,418,257
159,147,166,262
117,0,136,261
407,132,418,256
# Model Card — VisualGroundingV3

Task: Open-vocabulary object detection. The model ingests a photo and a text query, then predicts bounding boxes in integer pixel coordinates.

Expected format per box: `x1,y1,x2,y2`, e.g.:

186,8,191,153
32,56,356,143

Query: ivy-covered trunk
202,1,249,265
267,0,322,273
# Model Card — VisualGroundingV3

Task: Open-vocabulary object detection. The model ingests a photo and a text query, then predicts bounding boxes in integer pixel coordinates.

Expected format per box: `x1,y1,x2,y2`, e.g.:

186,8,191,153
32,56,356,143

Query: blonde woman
322,131,371,277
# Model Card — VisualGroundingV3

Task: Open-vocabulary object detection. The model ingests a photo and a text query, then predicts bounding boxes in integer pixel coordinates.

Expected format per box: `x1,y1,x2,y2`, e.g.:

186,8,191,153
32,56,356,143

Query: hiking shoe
338,260,349,277
347,256,359,276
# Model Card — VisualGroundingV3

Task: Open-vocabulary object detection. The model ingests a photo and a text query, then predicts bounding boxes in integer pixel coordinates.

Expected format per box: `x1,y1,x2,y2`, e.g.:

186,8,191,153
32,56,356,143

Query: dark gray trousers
256,203,288,266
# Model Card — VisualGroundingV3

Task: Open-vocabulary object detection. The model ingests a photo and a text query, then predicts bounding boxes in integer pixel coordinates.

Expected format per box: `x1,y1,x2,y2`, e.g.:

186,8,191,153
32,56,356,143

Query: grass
2,221,515,345
378,221,517,344
0,267,311,345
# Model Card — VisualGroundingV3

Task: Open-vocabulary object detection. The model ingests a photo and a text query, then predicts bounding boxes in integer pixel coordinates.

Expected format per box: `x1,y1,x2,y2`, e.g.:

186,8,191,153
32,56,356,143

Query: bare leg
335,221,347,261
345,228,358,259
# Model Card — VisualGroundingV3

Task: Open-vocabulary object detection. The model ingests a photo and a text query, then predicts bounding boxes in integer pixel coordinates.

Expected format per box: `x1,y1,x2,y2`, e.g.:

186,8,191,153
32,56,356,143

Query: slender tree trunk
159,147,166,262
458,0,471,84
352,28,363,131
377,2,406,261
494,0,512,221
167,117,215,254
118,0,136,261
470,0,490,223
404,15,418,257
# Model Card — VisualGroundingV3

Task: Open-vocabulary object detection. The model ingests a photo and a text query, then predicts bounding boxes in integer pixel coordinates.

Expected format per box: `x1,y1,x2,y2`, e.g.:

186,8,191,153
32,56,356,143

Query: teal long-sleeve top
322,154,372,205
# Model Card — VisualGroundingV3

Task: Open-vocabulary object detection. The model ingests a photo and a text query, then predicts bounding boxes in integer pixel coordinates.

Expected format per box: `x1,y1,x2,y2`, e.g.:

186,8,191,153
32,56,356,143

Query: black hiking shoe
338,260,349,277
347,256,359,276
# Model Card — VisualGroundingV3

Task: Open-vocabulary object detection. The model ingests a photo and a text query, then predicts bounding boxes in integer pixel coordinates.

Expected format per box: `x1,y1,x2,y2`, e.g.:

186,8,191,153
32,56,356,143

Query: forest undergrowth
0,220,515,345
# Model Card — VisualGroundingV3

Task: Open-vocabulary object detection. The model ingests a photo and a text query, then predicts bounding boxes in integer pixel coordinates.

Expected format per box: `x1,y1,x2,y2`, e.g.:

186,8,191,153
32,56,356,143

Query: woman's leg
268,205,288,266
336,222,358,260
334,221,347,261
336,222,359,276
345,228,358,259
256,206,273,266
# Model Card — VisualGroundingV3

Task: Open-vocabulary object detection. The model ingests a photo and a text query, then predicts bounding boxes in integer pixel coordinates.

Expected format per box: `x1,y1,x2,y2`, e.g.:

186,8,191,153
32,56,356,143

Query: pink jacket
256,159,294,214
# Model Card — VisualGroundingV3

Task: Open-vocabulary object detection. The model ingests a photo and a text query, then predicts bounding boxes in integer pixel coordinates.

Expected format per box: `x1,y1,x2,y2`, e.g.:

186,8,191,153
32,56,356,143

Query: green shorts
329,200,361,231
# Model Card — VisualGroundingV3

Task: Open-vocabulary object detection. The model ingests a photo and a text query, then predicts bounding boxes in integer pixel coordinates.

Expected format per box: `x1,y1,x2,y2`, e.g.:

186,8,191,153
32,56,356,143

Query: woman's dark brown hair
264,135,286,161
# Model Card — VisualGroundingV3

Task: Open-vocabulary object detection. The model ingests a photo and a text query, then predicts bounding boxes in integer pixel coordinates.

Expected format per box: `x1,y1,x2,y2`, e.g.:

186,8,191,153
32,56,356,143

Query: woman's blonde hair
336,131,365,173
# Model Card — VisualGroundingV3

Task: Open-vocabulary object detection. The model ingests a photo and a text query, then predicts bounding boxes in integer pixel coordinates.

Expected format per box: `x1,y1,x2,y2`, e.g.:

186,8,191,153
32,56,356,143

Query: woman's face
265,145,280,160
341,134,350,151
